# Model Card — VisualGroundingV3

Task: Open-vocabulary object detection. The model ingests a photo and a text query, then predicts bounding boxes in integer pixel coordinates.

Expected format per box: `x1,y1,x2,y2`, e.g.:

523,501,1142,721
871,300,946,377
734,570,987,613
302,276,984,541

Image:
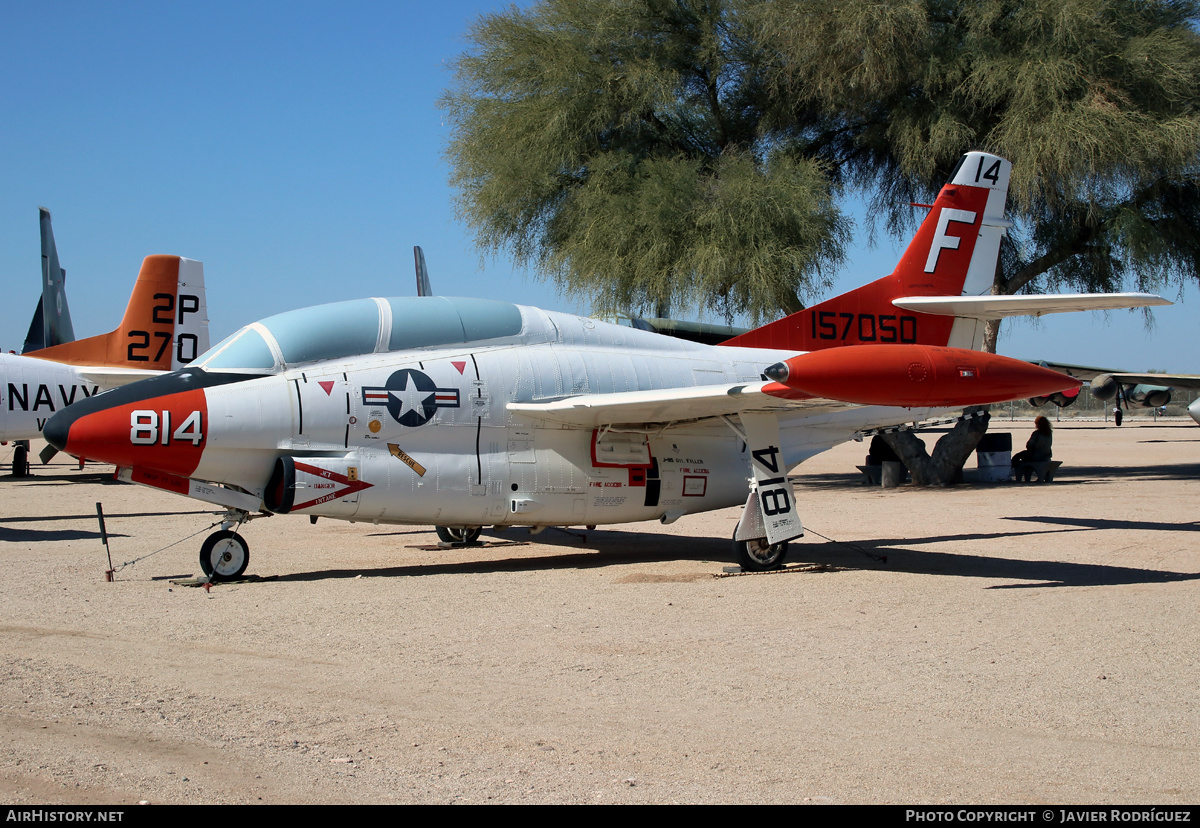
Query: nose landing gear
200,508,257,580
200,530,250,580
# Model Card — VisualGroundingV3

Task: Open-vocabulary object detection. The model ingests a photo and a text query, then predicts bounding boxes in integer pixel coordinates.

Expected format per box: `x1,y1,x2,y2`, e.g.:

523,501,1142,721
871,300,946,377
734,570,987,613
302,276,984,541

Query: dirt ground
0,418,1197,804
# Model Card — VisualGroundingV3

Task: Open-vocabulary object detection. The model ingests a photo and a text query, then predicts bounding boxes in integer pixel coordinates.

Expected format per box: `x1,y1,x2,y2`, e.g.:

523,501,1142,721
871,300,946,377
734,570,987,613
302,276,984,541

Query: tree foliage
442,0,848,321
760,0,1200,346
444,0,1200,334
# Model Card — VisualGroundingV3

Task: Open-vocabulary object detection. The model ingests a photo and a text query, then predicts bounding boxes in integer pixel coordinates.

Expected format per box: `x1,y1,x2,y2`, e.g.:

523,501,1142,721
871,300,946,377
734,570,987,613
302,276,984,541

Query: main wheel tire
200,530,249,580
435,526,482,545
11,444,29,477
733,533,789,571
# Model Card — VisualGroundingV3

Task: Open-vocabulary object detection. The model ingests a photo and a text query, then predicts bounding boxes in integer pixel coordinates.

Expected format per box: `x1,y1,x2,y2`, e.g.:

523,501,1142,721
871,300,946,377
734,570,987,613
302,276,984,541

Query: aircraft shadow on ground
0,510,215,543
251,521,1195,589
1004,515,1200,533
0,510,216,524
1059,462,1200,481
796,525,1199,589
262,529,731,582
0,527,129,543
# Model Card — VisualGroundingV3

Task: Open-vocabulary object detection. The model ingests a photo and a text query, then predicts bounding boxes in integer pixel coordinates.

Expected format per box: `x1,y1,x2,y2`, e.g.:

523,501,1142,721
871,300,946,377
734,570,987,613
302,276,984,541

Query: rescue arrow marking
388,443,427,476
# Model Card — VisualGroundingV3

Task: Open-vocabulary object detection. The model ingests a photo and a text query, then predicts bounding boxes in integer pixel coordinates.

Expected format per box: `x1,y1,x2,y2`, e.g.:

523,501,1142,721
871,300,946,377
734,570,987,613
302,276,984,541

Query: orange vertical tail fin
723,151,1012,352
27,255,209,371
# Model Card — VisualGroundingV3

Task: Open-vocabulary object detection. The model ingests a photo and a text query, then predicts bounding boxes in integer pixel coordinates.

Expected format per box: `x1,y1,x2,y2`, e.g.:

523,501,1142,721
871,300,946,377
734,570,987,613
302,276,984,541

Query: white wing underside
508,382,855,429
78,367,164,389
894,293,1170,319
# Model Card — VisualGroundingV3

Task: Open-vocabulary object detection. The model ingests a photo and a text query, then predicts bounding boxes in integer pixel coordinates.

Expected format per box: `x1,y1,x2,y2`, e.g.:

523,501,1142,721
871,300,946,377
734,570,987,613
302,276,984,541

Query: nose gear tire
200,530,250,580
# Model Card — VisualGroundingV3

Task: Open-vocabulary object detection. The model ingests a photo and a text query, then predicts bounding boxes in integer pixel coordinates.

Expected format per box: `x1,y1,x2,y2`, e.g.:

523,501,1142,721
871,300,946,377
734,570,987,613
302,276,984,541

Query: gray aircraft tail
414,246,433,297
22,208,75,353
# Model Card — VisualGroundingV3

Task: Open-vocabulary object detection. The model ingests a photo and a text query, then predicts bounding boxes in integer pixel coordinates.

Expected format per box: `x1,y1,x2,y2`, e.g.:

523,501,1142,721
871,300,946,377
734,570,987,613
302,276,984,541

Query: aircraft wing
1085,372,1200,389
893,293,1170,319
77,366,165,389
508,382,847,428
1027,361,1200,389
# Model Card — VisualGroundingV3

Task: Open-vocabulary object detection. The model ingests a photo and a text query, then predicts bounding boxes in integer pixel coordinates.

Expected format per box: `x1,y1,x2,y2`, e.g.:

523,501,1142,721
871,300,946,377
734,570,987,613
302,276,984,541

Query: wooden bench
857,462,908,487
1014,460,1062,483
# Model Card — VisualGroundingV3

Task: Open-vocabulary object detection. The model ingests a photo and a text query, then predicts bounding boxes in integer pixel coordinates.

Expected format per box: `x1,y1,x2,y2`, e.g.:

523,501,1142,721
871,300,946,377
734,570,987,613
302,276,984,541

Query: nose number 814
130,409,204,446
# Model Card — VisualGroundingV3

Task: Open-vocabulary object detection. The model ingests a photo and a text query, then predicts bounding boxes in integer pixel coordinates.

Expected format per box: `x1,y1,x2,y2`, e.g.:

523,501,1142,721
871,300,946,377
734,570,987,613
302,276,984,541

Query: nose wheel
200,530,250,580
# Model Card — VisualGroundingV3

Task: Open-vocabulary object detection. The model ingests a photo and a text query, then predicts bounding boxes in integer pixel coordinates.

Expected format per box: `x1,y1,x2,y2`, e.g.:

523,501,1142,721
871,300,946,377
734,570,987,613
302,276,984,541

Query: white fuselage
183,306,941,528
0,353,101,441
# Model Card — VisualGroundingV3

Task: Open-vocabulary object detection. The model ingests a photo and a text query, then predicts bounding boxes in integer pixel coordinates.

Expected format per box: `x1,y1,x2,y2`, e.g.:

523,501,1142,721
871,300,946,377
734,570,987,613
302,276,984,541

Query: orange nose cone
45,371,212,477
773,345,1079,407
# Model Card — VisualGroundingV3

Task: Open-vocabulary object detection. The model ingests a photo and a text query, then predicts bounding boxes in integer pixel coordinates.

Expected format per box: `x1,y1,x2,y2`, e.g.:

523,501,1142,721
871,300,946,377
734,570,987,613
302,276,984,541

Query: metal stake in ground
96,502,114,581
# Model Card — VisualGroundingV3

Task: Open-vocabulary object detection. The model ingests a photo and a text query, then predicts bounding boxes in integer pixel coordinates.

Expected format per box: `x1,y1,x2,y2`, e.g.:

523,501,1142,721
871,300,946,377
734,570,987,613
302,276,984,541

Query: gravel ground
0,419,1197,804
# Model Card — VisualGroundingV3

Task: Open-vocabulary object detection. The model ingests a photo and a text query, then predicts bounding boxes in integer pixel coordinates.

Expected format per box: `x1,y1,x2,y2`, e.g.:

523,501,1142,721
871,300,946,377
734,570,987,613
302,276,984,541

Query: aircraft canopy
194,296,524,373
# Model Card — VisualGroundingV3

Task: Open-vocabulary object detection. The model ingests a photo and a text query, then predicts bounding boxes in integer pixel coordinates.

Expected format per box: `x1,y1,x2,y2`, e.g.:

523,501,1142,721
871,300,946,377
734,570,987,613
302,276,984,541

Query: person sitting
1011,416,1053,482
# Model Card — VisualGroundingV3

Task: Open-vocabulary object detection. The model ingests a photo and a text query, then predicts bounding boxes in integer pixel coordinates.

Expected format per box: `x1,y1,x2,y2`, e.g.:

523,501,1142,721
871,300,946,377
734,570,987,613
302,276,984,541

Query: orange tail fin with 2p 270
25,255,210,372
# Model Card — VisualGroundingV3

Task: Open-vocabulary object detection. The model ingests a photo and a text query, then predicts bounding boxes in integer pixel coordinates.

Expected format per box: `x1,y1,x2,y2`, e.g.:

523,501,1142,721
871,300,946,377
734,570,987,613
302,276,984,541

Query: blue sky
1,2,1194,372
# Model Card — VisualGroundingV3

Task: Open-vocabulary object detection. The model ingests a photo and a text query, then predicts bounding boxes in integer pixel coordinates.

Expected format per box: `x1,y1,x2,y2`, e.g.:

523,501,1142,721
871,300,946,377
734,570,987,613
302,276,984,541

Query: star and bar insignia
361,369,459,427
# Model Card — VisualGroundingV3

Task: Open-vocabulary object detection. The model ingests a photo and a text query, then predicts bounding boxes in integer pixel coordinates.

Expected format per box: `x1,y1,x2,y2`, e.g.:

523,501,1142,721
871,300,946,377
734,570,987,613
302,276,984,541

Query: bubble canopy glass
194,297,524,373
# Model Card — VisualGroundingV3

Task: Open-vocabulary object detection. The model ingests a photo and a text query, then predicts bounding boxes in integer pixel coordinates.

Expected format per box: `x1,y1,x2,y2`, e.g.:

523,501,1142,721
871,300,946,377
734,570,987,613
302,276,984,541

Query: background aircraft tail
25,255,210,371
724,151,1012,352
414,246,433,297
21,208,76,353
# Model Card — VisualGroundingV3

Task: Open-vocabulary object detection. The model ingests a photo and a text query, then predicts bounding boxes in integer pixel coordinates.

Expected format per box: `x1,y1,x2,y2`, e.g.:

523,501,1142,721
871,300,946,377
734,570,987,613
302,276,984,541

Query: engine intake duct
264,454,369,517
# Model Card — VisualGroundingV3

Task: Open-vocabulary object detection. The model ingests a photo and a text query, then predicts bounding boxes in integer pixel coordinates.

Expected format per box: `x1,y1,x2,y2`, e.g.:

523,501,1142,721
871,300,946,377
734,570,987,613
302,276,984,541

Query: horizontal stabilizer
893,293,1170,320
78,367,167,388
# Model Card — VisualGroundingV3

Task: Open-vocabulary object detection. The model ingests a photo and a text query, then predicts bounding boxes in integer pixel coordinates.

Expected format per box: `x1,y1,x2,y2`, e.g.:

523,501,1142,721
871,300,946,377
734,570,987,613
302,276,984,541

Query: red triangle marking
451,361,466,375
318,381,335,395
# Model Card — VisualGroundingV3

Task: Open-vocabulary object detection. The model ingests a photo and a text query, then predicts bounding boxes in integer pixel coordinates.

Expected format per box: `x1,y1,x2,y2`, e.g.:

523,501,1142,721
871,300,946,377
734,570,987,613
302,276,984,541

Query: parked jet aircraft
1,255,210,446
44,152,1168,578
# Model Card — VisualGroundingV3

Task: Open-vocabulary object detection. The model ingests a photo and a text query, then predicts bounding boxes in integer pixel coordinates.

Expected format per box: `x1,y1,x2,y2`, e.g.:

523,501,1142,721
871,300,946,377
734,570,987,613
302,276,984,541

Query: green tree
441,0,848,322
762,0,1200,350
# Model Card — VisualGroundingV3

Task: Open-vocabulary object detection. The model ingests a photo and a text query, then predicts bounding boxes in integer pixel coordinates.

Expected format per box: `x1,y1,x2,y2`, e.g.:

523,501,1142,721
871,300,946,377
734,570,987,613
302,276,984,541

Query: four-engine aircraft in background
44,152,1171,578
1024,361,1200,420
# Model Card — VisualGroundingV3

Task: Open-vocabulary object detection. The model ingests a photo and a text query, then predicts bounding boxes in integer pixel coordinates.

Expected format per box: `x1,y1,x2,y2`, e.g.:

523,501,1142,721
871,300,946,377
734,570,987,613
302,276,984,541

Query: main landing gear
200,508,256,581
435,526,482,545
733,531,789,572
